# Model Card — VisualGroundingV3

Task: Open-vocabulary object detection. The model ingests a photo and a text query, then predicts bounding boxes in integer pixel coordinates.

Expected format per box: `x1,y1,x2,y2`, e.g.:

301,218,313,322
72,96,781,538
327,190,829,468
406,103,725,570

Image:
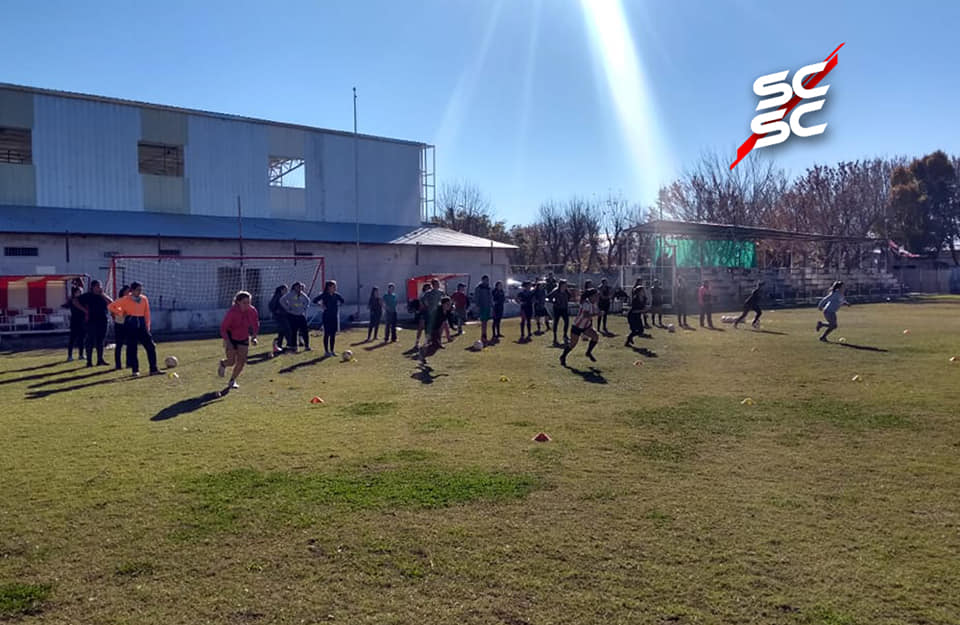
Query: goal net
105,256,325,312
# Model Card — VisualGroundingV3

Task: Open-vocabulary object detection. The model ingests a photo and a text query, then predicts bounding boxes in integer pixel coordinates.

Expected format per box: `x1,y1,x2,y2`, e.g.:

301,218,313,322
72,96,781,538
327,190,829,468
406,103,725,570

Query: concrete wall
0,233,510,332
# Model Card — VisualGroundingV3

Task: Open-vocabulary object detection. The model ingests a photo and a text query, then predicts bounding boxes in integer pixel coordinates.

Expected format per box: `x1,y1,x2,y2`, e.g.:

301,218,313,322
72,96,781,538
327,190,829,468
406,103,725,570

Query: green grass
1,299,960,623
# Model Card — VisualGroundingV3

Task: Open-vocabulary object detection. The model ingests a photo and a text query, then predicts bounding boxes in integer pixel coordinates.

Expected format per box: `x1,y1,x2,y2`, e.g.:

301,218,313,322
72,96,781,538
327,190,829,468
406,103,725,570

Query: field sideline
1,299,959,624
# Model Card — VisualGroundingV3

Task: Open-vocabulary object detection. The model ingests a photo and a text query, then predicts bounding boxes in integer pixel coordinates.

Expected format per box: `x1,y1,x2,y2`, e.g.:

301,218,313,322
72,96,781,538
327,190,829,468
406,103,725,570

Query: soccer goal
105,255,325,311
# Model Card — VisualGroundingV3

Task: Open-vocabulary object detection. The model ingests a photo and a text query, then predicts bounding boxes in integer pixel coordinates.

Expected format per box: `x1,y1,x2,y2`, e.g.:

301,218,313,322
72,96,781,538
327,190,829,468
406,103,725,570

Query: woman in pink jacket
218,290,260,389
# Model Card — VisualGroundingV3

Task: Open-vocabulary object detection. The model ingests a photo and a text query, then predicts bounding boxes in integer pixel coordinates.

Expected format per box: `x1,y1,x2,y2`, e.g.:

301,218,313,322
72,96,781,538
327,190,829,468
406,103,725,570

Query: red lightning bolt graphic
730,42,845,170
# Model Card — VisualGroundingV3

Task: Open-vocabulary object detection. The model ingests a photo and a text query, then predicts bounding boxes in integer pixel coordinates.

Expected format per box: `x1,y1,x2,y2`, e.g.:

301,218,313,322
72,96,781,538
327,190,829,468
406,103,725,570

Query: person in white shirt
560,288,600,367
816,281,850,342
280,281,312,352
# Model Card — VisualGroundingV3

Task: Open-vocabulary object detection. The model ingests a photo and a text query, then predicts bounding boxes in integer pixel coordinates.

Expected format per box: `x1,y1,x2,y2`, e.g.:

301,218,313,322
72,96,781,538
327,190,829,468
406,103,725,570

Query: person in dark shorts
549,279,571,346
268,284,290,354
76,279,112,367
65,285,86,362
675,277,689,328
516,281,534,341
218,290,259,389
650,279,664,327
533,280,550,334
560,288,600,367
492,281,506,340
734,281,764,329
597,279,612,334
314,280,345,356
625,283,647,346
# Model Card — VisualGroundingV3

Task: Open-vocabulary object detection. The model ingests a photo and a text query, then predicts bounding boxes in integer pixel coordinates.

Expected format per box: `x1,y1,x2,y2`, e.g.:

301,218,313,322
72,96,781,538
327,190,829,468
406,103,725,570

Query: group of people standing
66,278,160,376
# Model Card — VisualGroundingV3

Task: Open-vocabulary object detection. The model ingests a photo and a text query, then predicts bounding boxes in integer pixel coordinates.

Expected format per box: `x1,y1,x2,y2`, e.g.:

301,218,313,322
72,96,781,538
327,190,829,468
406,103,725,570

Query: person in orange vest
108,281,159,376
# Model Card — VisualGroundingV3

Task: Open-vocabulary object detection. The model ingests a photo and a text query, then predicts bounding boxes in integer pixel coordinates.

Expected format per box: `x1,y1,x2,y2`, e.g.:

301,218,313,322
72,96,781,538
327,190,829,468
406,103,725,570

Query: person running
111,285,130,370
411,283,431,349
65,285,86,362
367,286,383,342
421,280,444,347
492,281,506,340
420,296,459,362
698,280,715,329
625,283,648,346
474,275,492,344
560,288,600,367
734,281,765,329
268,284,290,354
597,279,613,334
675,276,689,328
281,281,311,352
516,281,534,341
650,279,664,328
107,281,160,376
314,280,345,356
451,283,469,336
550,279,571,346
218,290,259,389
816,281,850,342
533,281,551,334
383,283,399,343
76,280,112,367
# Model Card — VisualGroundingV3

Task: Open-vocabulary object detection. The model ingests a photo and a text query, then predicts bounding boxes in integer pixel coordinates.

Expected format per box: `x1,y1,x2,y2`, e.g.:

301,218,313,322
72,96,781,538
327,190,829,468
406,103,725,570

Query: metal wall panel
185,115,270,218
33,95,144,211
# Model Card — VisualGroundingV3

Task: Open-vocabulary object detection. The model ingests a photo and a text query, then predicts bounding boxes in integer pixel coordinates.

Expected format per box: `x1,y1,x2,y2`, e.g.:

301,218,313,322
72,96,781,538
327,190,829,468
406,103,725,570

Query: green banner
655,237,756,268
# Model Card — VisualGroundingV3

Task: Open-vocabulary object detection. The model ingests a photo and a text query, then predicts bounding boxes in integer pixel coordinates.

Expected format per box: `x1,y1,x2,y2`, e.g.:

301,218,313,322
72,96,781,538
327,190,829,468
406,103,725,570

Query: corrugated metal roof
0,82,429,148
0,205,516,249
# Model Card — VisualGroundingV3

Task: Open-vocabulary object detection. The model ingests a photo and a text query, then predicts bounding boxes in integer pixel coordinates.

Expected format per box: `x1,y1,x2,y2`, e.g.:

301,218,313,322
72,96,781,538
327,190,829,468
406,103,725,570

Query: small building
0,83,514,332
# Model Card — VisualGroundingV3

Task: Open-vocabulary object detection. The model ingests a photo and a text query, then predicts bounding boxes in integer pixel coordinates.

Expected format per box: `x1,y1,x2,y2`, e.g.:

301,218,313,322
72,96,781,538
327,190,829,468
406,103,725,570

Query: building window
139,142,184,177
268,156,306,188
158,249,181,256
0,127,31,164
4,247,39,257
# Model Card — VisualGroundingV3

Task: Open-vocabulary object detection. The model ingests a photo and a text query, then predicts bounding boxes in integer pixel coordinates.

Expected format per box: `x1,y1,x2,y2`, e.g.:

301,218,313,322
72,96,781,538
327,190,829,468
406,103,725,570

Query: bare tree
537,201,566,265
434,180,509,241
563,197,591,269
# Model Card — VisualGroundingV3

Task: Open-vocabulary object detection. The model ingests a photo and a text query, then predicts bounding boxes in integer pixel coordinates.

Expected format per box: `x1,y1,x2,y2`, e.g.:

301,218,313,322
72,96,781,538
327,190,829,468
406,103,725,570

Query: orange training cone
532,432,552,442
310,396,324,404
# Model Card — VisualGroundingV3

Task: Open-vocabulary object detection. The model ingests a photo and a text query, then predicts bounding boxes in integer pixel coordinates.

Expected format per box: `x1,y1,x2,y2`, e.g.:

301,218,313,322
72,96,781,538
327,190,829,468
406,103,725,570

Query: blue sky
3,0,959,225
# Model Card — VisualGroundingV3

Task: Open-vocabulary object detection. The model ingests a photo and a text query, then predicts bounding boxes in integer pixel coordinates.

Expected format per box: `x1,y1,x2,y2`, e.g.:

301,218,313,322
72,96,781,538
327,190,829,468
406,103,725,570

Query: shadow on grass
0,361,61,374
245,352,276,366
752,329,788,336
28,368,113,388
411,363,448,384
278,355,329,374
837,342,889,353
151,388,230,421
0,366,86,386
25,376,126,399
364,341,391,352
565,366,608,384
629,346,658,358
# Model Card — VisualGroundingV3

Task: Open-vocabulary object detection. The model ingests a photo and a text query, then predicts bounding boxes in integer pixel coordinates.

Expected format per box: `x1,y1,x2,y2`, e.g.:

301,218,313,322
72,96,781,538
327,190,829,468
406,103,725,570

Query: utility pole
354,87,361,317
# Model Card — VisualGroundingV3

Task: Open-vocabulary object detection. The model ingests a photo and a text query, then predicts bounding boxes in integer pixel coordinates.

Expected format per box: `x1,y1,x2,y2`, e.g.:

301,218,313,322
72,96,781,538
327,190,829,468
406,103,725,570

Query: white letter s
753,70,792,111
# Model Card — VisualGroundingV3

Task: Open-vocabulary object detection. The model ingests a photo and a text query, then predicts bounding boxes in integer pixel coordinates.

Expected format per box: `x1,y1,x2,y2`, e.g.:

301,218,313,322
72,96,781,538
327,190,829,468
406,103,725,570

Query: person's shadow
364,341,390,352
751,329,788,336
565,365,608,384
629,346,658,358
837,342,888,353
278,355,328,374
27,368,113,388
151,388,229,421
411,363,448,384
24,376,125,400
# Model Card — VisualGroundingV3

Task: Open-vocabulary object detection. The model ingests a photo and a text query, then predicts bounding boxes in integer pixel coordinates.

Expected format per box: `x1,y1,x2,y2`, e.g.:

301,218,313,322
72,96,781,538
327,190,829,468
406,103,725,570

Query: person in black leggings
492,281,505,340
268,284,290,353
76,280,112,367
65,285,86,362
549,279,571,346
314,280,345,356
367,286,382,342
112,285,130,370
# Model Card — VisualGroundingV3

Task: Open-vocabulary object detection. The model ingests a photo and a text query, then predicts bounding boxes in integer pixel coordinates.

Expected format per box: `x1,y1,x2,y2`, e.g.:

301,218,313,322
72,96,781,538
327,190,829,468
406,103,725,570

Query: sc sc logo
751,62,831,149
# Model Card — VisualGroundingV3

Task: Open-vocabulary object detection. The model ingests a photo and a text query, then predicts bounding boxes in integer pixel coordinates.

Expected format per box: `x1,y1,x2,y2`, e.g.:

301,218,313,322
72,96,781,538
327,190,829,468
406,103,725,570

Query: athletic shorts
571,325,585,336
598,300,610,312
521,306,533,319
479,306,491,322
534,305,548,317
823,310,837,326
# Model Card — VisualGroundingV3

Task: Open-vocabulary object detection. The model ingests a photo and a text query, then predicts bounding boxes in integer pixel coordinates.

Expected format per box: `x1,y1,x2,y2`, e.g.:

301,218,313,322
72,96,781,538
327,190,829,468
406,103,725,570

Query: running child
383,283,398,343
734,281,764,329
816,281,850,342
560,288,600,366
625,283,647,346
550,279,571,346
411,283,431,349
367,286,382,342
218,290,260,389
314,280,345,356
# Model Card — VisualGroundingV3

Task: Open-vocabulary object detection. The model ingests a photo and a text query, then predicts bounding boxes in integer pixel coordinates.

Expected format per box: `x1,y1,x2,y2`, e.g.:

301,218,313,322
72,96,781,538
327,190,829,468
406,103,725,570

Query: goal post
105,255,325,312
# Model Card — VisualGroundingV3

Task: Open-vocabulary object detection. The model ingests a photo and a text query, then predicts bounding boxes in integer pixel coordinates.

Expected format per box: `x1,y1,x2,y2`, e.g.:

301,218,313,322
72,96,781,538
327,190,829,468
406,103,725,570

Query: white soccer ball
667,324,676,333
473,340,484,351
164,355,179,368
341,349,354,362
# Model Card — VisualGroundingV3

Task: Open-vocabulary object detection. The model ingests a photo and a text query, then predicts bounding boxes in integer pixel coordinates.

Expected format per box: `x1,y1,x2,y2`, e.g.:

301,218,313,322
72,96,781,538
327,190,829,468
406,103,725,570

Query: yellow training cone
499,375,509,382
838,337,846,343
741,398,754,406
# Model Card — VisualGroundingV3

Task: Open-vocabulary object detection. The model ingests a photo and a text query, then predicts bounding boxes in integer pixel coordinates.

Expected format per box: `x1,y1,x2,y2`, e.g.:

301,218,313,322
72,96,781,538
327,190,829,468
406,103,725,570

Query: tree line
432,150,960,269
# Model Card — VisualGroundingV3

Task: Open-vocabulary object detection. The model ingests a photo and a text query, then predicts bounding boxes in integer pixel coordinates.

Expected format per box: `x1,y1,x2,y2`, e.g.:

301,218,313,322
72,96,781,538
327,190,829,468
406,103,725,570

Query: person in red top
451,283,469,336
218,290,260,389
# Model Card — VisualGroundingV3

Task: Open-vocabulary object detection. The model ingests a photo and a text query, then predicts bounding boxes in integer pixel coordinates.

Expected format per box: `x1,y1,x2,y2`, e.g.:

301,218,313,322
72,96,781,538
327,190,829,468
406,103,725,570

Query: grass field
2,299,959,624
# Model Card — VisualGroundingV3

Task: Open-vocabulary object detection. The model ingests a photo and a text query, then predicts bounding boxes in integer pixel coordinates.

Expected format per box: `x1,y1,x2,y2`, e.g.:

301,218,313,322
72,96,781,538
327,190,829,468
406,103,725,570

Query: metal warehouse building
0,83,513,332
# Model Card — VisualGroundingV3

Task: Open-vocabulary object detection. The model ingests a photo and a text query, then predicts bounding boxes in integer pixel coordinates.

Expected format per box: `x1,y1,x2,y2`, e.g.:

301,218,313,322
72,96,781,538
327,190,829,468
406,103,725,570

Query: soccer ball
473,340,484,351
341,349,354,362
164,355,178,368
667,324,676,333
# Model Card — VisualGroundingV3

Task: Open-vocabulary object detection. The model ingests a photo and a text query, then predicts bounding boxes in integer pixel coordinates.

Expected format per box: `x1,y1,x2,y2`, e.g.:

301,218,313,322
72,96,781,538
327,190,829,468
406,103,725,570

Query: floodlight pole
354,87,361,317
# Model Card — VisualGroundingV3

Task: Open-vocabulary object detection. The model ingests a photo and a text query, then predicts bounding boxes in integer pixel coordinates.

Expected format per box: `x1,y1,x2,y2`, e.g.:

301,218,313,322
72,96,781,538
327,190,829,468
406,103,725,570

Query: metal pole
237,195,245,291
354,87,361,316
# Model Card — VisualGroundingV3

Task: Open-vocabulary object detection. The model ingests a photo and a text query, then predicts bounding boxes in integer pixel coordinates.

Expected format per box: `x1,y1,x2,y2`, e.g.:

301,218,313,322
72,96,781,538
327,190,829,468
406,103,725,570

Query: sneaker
86,362,93,368
217,362,225,377
819,336,828,342
149,370,162,376
97,360,108,366
752,320,760,329
559,352,568,367
131,371,140,377
67,356,74,362
816,322,823,331
304,346,312,352
272,339,278,352
229,380,239,389
330,351,337,357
